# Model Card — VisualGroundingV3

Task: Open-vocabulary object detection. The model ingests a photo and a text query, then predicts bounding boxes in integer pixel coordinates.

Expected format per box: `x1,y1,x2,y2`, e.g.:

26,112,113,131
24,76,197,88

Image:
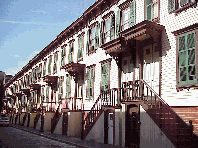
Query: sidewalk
9,124,126,148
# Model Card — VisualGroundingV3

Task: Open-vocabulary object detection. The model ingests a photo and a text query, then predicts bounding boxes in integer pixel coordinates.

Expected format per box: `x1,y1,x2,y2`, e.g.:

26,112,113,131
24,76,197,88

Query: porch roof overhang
20,88,30,95
62,63,86,77
14,92,23,98
102,20,164,56
43,75,58,85
121,20,164,41
4,97,11,102
30,84,41,90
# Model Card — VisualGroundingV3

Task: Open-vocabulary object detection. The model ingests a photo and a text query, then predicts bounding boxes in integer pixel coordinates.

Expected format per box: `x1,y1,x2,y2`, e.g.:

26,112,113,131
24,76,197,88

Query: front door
126,104,140,148
62,112,68,135
108,112,114,145
143,44,159,94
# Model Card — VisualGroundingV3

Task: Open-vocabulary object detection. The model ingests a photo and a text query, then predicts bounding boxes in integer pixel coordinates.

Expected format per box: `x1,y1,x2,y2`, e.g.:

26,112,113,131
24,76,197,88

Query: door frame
125,103,140,148
104,108,115,145
62,112,68,135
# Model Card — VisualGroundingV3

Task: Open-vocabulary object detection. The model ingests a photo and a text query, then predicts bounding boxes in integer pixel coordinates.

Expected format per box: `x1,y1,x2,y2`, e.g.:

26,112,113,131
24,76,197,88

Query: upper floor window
168,0,196,13
38,63,42,79
61,47,66,67
53,53,58,73
78,36,84,61
48,56,52,74
43,61,46,77
118,0,136,33
104,17,111,43
146,0,159,22
68,43,73,63
86,23,99,54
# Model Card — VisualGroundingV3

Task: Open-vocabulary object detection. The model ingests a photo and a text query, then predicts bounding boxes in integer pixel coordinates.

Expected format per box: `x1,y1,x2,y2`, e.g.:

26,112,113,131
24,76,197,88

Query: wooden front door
126,104,140,148
62,112,68,135
143,44,159,94
108,112,114,145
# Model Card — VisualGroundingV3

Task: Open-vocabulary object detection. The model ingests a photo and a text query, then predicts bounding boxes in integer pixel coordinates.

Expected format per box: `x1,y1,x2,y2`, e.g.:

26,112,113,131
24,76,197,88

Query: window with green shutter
66,76,71,98
59,77,63,100
100,21,104,46
53,53,58,73
48,56,52,74
145,0,159,21
168,0,195,13
61,47,66,67
46,86,49,102
78,36,83,60
43,61,46,77
101,63,110,91
110,13,115,41
68,43,73,63
87,68,94,98
178,31,196,85
86,29,90,54
116,9,120,38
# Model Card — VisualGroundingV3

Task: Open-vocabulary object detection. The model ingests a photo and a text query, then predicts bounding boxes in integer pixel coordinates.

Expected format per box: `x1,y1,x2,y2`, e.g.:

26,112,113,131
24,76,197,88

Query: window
101,62,110,91
43,61,46,77
48,56,52,74
58,77,63,100
146,0,159,21
104,17,111,43
68,43,73,63
38,64,42,79
118,0,136,33
53,53,58,73
168,0,196,13
61,47,66,67
86,23,99,54
102,13,115,44
177,30,196,85
46,86,50,102
78,36,84,61
87,68,94,98
66,76,71,98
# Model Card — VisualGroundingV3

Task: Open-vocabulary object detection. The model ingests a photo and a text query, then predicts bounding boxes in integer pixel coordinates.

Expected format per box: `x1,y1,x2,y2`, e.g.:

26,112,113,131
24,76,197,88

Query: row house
3,0,198,147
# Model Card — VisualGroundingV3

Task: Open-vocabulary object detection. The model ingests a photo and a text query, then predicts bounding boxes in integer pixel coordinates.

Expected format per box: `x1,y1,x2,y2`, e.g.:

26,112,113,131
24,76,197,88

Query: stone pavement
9,124,126,148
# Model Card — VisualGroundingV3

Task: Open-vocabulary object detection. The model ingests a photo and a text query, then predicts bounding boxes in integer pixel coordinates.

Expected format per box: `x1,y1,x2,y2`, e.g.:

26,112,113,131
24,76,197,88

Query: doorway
62,112,68,135
125,104,140,148
143,44,159,94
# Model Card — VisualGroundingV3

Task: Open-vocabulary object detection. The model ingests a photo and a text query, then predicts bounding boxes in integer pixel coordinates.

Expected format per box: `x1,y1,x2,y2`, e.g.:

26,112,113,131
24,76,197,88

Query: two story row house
3,0,198,147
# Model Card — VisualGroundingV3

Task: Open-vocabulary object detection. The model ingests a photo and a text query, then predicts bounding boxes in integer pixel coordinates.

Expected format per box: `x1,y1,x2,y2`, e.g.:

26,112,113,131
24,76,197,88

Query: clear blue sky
0,0,97,76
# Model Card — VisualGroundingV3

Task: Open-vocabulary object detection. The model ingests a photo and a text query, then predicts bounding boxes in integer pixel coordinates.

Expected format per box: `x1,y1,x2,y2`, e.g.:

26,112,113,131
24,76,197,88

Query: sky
0,0,97,76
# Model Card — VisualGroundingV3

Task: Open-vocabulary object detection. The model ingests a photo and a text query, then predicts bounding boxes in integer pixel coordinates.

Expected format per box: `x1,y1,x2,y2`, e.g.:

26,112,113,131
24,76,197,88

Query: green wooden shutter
95,23,99,49
129,0,136,27
68,43,73,63
66,76,71,98
53,54,57,73
59,79,63,99
46,86,49,102
100,21,104,46
110,14,115,41
43,61,46,76
78,37,83,60
87,69,91,98
86,29,90,54
116,9,120,38
48,57,52,74
146,0,152,21
168,0,176,13
61,48,65,67
178,31,196,85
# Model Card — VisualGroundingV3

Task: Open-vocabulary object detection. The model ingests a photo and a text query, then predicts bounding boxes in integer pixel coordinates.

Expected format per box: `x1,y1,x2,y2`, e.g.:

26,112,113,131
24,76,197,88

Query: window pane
122,8,130,30
180,67,187,81
179,36,185,51
188,66,196,80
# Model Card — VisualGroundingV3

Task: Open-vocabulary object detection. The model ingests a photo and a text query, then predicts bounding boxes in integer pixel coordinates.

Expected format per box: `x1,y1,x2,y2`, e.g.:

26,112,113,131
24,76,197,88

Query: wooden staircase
81,89,120,140
122,79,198,148
51,104,61,133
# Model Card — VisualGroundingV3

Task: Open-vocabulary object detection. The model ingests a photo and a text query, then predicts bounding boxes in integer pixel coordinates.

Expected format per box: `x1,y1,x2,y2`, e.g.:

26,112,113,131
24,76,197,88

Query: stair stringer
140,105,175,148
85,111,105,143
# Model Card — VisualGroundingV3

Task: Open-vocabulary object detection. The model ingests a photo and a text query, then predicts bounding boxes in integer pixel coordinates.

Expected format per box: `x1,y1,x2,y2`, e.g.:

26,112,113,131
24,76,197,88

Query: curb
10,125,90,148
